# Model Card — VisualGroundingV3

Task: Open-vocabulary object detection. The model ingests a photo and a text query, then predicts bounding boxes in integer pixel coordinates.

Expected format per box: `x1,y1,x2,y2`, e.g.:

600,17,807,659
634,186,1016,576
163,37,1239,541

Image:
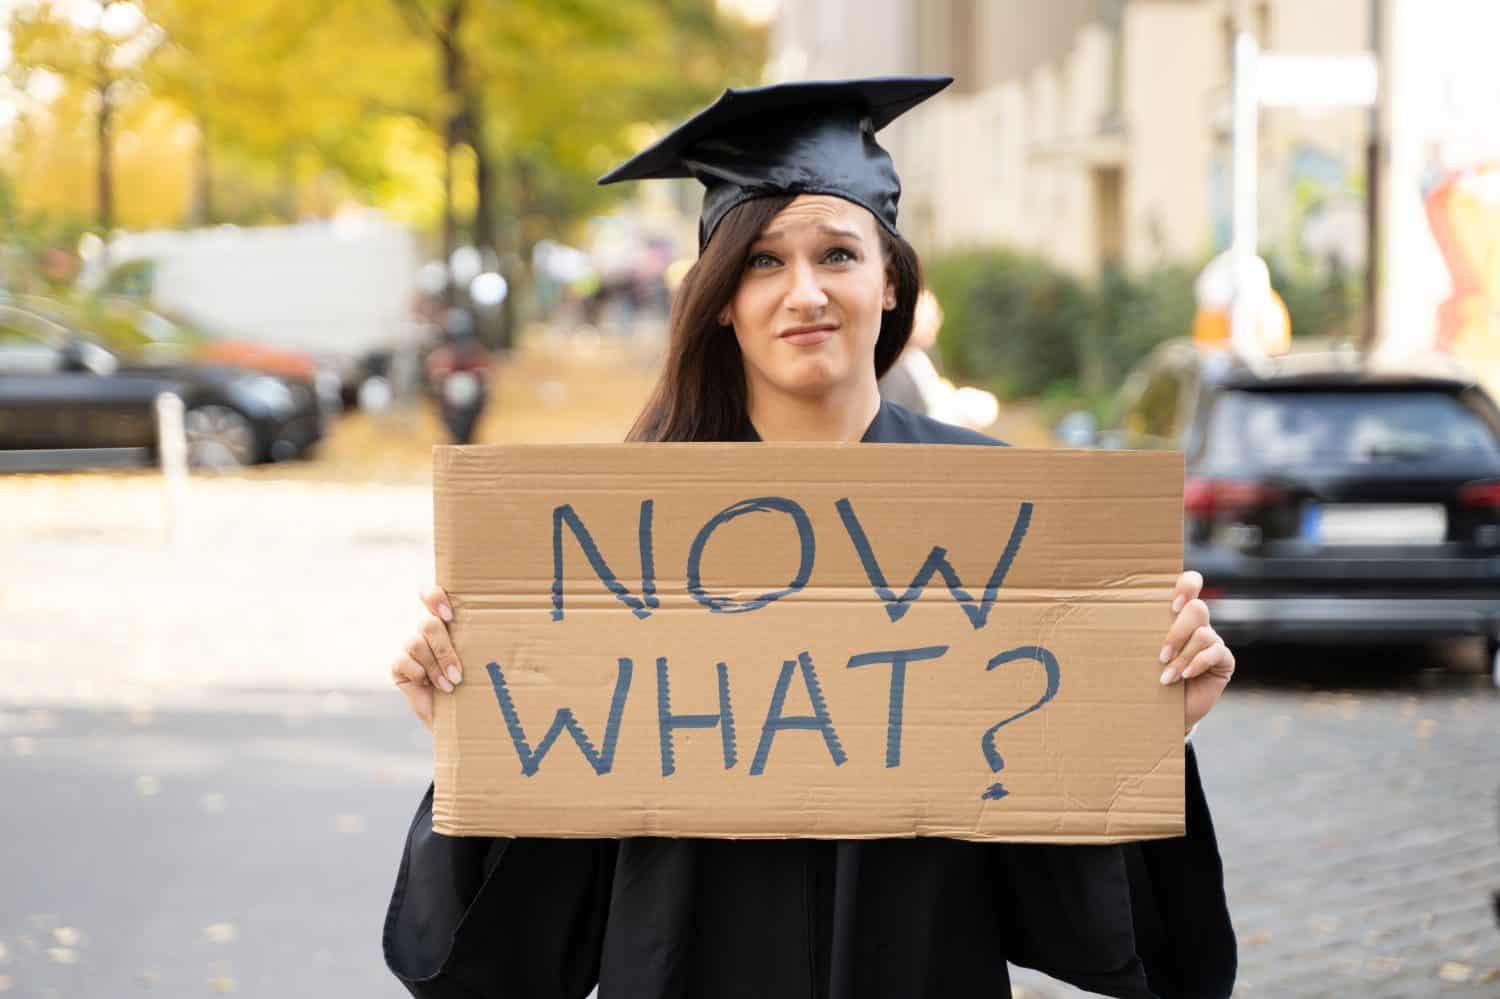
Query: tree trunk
194,122,214,225
439,0,466,277
471,108,496,256
96,71,114,233
278,152,298,223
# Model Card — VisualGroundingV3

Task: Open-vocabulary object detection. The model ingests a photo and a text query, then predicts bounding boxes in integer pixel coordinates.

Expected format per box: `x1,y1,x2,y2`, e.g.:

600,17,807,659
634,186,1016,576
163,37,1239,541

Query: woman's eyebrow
754,223,865,244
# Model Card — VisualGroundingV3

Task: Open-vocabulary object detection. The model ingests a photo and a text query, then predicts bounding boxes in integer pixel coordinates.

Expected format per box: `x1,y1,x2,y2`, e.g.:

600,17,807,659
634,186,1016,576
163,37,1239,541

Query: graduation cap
598,75,954,250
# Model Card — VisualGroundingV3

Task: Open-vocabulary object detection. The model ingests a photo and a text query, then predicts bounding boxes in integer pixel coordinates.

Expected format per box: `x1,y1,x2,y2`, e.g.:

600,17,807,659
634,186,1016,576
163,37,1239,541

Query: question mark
980,645,1060,800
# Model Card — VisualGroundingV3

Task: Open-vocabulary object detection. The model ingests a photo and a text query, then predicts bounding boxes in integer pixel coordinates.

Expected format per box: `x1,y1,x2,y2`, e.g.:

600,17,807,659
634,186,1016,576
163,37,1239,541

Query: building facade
770,0,1371,276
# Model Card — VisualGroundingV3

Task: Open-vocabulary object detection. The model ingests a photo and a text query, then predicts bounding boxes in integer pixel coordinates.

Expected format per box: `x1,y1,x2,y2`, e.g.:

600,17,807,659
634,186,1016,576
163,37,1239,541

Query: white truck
81,211,424,407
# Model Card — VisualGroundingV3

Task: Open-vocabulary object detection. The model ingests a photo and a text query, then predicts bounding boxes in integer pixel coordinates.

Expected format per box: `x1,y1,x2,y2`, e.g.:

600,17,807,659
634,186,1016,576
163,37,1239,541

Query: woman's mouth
779,323,838,346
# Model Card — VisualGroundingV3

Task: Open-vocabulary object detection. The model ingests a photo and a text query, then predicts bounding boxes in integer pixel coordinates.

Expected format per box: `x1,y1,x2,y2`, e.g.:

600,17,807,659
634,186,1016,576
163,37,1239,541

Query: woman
384,76,1237,999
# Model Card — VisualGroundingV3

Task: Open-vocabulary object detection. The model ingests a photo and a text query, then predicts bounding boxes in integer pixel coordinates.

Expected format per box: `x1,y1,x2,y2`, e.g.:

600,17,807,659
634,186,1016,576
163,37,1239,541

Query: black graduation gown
383,401,1237,999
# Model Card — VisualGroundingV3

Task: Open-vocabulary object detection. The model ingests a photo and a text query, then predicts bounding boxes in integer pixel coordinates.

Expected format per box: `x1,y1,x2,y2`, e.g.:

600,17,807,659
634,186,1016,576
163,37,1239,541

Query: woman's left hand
1159,570,1235,735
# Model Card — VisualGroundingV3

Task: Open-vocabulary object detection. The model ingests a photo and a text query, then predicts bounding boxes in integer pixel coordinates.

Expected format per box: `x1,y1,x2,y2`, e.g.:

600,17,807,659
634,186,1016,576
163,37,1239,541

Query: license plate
1303,503,1447,545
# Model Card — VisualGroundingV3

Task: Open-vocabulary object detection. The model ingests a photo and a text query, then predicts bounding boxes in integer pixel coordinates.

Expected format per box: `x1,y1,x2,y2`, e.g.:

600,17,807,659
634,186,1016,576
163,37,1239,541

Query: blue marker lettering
551,500,658,621
846,645,949,767
686,497,815,614
750,651,845,775
486,658,633,776
655,657,737,777
835,497,1033,629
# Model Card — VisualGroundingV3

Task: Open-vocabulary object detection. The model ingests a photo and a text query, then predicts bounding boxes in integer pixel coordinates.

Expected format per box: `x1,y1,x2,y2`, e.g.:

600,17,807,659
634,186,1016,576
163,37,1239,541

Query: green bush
926,249,1190,401
925,247,1357,404
926,249,1092,399
1268,256,1362,343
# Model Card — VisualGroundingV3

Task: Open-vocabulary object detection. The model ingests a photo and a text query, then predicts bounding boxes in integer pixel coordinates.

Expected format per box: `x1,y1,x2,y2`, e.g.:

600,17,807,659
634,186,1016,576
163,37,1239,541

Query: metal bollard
155,392,189,547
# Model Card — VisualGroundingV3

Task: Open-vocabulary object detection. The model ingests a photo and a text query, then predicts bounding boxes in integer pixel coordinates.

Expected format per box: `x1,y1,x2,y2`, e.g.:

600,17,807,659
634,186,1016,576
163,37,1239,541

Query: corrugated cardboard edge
434,446,461,807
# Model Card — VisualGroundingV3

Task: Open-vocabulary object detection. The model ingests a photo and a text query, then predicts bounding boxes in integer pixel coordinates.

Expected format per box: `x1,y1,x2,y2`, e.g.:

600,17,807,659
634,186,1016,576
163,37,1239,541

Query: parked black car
1088,340,1500,682
0,303,323,470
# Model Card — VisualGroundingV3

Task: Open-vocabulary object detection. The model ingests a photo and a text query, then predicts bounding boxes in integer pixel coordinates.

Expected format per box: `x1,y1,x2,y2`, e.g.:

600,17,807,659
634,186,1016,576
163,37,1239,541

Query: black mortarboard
598,75,953,250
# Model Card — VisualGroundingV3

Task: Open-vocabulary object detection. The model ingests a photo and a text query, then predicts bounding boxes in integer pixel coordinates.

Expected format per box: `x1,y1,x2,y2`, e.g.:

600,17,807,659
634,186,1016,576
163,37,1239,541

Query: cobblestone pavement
4,475,1499,997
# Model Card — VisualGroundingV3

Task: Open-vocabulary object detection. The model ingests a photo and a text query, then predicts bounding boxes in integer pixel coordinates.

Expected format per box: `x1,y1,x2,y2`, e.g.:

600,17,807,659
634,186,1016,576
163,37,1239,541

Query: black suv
1093,340,1500,682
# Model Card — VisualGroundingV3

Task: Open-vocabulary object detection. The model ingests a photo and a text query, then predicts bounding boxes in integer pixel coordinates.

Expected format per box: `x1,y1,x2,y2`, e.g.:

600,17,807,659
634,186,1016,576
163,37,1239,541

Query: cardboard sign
432,444,1186,844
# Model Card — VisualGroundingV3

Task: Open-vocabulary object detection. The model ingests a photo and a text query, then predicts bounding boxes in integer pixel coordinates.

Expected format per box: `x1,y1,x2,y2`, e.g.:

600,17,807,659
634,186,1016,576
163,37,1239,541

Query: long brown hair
626,195,922,442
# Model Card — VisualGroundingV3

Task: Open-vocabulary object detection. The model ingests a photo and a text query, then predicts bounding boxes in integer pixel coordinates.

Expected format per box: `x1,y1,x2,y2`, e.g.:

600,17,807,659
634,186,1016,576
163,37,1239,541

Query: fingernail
1159,666,1175,685
1159,644,1173,665
1171,595,1184,613
446,666,461,686
439,603,453,622
437,676,453,694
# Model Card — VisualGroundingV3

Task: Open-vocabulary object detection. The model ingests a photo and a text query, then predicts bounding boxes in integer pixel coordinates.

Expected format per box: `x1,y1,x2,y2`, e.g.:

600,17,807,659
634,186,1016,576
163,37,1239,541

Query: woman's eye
747,253,779,269
825,247,857,264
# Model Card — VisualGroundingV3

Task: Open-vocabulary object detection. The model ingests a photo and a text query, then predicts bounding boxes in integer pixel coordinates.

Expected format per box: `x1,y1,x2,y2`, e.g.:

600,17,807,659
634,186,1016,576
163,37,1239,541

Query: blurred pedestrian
423,307,491,445
878,286,944,414
384,76,1238,999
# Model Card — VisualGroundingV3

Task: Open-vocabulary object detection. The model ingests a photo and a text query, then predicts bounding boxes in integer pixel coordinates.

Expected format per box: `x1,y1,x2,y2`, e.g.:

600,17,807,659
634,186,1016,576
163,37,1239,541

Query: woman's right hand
390,585,465,732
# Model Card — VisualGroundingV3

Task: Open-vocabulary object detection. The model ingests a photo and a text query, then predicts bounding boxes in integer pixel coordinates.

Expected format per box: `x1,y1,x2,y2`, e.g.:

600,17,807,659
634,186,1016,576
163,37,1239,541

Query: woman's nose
783,259,829,312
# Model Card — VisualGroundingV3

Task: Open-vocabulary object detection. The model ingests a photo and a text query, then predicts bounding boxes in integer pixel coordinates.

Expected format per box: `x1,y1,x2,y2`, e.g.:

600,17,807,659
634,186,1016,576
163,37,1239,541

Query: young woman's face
721,195,895,400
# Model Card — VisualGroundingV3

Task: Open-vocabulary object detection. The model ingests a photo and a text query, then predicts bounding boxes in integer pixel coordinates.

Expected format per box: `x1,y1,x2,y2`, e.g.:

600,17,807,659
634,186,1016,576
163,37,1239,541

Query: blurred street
0,343,1495,997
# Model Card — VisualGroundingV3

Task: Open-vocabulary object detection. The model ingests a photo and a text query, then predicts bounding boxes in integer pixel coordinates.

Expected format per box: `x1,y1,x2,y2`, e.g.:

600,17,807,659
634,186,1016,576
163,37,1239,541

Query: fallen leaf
1243,931,1272,947
26,710,57,731
1438,961,1472,983
200,793,227,815
1476,968,1500,985
46,946,77,964
1308,916,1338,936
207,975,237,993
51,928,80,947
0,941,7,961
1415,719,1436,739
202,923,237,944
138,971,160,987
135,776,160,797
335,814,365,835
0,975,11,992
11,737,36,757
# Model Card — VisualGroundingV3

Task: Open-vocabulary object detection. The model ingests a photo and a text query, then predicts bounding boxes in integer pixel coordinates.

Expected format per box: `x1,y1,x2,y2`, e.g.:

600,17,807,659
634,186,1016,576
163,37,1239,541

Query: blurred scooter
424,308,492,445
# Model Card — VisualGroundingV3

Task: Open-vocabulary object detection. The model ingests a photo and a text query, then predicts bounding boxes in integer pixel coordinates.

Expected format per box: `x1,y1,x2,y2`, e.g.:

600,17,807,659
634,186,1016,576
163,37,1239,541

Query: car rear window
1204,388,1500,466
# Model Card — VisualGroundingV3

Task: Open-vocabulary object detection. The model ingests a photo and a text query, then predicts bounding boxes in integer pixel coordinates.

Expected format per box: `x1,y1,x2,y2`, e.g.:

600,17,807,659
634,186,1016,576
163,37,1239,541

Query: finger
420,615,465,689
390,654,428,688
1170,570,1203,615
1162,623,1216,684
407,631,452,693
420,585,454,624
1183,639,1235,682
396,671,435,731
1170,625,1222,682
1158,598,1210,669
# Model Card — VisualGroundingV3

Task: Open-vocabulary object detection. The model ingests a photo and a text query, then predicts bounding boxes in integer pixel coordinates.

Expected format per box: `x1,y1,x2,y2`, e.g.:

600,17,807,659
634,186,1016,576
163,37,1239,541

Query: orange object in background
1192,291,1291,355
1424,163,1500,365
197,340,319,382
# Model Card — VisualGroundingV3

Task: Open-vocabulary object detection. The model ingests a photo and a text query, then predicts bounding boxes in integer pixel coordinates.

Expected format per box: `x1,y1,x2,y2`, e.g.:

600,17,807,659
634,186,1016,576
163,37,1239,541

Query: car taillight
1459,479,1500,507
1184,478,1287,517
